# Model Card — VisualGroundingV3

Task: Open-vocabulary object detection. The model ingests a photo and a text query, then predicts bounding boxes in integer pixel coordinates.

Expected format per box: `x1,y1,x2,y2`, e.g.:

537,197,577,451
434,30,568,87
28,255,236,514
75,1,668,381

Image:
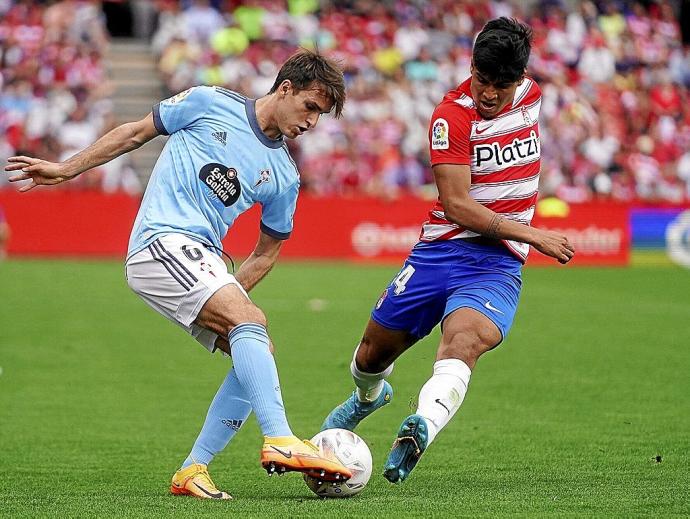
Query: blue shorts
371,240,522,342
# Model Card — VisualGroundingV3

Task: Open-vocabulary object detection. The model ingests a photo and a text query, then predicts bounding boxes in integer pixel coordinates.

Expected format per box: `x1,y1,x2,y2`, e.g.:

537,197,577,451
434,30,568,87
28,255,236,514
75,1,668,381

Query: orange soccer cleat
260,435,353,482
170,463,232,500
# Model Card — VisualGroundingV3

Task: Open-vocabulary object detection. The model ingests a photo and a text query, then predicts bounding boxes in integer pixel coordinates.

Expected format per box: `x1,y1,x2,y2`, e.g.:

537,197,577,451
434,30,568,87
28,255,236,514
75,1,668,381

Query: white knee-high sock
351,345,394,402
415,359,471,444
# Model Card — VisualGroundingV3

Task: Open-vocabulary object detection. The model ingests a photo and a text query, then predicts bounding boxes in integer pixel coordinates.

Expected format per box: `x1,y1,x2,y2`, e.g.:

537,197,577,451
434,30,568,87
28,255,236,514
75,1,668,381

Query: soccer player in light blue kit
5,50,352,500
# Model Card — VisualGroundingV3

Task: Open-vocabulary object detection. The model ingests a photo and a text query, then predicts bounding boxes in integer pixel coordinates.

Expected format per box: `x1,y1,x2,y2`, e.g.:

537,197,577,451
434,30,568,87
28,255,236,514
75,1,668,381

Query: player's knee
355,340,391,374
440,329,493,365
234,304,267,328
217,304,267,336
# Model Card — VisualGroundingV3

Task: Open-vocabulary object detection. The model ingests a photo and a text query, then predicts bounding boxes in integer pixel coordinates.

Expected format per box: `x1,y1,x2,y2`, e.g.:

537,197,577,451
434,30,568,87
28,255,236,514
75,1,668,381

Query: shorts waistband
458,236,503,247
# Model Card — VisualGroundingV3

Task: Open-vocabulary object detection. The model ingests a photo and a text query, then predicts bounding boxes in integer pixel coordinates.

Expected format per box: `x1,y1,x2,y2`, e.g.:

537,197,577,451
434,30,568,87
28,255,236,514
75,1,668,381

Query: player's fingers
8,172,31,182
22,163,47,173
7,156,37,164
4,162,29,172
18,180,38,192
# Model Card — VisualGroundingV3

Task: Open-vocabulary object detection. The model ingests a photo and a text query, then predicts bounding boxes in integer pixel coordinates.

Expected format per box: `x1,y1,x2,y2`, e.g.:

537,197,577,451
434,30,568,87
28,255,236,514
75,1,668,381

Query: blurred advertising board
632,207,690,268
273,197,630,266
528,199,629,266
0,191,630,265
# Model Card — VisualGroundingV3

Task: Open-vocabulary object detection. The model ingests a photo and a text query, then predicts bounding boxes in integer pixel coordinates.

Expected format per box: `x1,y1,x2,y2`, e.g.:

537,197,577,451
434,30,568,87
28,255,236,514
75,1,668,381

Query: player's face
470,66,523,119
276,81,333,139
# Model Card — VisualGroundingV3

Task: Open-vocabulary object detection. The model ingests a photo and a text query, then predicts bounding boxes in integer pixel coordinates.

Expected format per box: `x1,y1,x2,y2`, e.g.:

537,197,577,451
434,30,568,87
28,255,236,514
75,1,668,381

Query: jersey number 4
393,265,415,295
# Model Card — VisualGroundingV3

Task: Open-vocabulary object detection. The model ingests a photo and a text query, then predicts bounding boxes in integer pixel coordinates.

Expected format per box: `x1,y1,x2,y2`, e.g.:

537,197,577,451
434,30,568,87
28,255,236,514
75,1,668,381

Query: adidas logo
212,131,227,146
221,419,243,431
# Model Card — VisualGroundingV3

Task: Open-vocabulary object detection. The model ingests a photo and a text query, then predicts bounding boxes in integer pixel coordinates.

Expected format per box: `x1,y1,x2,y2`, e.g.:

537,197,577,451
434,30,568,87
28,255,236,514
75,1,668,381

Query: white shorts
125,233,249,352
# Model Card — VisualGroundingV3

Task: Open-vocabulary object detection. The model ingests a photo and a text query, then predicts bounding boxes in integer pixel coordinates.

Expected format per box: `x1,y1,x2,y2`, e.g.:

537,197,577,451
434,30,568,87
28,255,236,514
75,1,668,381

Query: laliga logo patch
165,87,194,105
431,118,449,150
199,163,241,207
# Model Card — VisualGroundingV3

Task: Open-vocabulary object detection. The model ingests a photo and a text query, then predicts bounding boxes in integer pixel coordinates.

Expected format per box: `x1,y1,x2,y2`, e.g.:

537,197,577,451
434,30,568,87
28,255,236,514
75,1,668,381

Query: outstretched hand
4,156,71,192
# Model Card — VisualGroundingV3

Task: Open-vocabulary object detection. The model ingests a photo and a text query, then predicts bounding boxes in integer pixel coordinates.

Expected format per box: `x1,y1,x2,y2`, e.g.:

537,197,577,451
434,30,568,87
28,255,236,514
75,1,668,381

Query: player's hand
4,156,72,192
531,228,575,264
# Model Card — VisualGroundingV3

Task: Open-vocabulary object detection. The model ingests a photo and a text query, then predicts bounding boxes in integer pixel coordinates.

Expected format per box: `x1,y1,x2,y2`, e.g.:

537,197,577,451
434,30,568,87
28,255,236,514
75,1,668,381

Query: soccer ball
304,428,372,498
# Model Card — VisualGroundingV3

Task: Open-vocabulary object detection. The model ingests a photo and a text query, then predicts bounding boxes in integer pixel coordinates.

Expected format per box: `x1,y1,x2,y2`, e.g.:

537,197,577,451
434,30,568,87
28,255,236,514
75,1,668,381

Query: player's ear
279,80,292,97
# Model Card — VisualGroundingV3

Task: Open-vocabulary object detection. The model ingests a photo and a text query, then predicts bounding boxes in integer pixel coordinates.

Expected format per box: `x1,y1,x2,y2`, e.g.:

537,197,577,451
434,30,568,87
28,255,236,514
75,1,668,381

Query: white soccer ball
304,428,373,498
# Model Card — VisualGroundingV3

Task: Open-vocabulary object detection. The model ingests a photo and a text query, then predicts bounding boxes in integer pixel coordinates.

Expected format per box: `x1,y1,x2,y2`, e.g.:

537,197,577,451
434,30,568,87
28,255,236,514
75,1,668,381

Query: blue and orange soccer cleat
260,435,352,482
321,381,393,431
383,414,429,484
170,463,232,500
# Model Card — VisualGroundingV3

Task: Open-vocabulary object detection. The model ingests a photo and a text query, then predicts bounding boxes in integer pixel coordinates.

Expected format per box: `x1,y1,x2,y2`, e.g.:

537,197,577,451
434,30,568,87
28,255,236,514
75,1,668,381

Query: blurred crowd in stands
1,0,690,203
0,0,140,192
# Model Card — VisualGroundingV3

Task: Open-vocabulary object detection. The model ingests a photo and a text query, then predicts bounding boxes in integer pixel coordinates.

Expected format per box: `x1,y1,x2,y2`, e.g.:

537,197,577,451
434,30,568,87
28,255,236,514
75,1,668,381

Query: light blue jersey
127,86,300,259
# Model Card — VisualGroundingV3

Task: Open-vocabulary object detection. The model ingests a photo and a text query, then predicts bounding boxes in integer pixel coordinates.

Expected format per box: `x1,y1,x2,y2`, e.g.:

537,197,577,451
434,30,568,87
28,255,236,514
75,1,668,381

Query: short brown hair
269,49,346,118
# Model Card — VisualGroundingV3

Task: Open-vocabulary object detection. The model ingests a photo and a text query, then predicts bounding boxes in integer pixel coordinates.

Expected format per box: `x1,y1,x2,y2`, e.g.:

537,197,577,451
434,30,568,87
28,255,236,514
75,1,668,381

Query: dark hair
269,49,346,118
473,17,533,84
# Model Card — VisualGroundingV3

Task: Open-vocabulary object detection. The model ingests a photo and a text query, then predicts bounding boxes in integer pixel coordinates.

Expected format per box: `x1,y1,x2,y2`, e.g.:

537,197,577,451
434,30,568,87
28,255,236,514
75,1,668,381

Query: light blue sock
181,368,252,468
228,323,292,437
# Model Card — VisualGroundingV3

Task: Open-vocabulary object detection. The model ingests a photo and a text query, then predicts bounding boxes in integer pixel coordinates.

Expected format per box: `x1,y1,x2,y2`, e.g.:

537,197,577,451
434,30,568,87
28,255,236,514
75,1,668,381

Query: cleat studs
320,470,326,477
334,473,341,480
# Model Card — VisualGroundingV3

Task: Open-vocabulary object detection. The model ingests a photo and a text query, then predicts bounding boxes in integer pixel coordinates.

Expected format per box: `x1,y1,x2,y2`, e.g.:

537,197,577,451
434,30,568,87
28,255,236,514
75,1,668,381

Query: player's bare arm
433,163,575,264
5,113,159,192
234,231,284,292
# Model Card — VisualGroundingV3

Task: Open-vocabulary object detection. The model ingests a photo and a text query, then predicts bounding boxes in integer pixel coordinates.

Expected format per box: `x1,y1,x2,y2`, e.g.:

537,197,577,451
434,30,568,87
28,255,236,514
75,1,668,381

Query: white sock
351,345,394,402
416,358,471,444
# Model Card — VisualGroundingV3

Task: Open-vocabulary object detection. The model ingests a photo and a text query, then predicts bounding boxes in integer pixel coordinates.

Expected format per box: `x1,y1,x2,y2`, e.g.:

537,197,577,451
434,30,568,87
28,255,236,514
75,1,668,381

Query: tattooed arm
433,163,574,263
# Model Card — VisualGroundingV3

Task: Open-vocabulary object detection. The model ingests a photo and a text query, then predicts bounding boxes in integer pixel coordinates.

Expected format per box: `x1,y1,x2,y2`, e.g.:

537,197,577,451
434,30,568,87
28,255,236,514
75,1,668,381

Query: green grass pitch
1,259,688,517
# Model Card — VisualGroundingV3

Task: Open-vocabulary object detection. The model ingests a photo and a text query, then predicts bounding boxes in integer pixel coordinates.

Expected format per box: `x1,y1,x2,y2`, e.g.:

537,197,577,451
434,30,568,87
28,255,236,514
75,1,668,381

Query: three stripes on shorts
148,239,199,291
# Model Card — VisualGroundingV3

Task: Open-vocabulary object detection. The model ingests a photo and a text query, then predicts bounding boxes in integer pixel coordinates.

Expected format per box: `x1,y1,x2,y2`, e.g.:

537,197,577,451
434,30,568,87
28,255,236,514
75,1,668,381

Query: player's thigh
125,233,244,353
370,246,451,343
438,308,502,367
194,282,266,337
440,269,522,366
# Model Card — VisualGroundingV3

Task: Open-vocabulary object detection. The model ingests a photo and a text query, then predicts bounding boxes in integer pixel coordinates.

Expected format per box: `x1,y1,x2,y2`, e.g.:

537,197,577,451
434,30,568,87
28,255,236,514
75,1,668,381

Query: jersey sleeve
429,102,472,167
259,181,299,240
152,86,216,135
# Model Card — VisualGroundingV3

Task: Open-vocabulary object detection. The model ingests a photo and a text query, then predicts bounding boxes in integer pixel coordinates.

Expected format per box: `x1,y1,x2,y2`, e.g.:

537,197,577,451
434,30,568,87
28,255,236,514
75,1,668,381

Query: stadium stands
1,0,689,202
0,0,140,192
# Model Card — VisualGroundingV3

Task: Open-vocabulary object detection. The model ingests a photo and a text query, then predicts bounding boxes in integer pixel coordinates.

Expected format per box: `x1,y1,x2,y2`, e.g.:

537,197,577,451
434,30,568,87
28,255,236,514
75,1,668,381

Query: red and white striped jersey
425,76,542,262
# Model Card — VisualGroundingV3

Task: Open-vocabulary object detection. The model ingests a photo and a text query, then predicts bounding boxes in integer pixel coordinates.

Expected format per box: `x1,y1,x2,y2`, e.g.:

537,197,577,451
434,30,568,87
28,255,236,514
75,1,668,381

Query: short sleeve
429,103,472,167
260,181,299,240
153,86,216,135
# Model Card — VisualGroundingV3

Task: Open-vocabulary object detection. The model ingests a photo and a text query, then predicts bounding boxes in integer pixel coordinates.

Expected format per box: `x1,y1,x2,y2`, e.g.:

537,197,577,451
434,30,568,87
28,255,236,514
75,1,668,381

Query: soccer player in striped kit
322,18,575,483
6,50,352,499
